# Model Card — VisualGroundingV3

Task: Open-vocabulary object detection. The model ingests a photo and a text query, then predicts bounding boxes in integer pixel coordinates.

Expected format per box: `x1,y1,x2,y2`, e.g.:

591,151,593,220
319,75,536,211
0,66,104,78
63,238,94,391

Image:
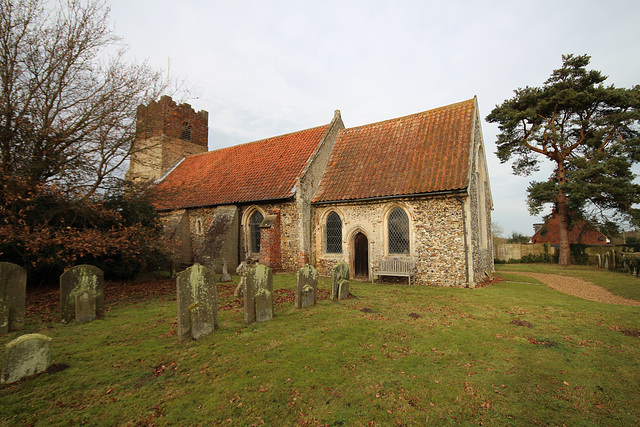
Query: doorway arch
353,232,369,279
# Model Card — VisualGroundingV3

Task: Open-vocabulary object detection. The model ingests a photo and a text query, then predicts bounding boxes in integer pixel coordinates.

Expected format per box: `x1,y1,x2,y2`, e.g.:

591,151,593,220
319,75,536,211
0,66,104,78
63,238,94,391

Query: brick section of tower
136,95,208,148
126,96,209,184
259,210,282,271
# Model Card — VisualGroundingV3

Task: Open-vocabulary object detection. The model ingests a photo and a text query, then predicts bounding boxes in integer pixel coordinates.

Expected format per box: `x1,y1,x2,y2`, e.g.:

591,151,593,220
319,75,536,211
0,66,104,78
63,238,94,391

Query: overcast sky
108,0,640,237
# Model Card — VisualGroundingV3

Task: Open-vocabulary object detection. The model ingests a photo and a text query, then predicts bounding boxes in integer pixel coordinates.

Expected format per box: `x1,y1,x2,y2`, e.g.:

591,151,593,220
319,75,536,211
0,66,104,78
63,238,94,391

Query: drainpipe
237,206,242,266
454,196,470,288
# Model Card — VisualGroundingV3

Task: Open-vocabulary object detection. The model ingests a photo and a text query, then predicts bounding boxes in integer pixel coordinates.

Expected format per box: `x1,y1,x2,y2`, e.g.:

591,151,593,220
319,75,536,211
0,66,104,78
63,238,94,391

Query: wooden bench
372,258,415,285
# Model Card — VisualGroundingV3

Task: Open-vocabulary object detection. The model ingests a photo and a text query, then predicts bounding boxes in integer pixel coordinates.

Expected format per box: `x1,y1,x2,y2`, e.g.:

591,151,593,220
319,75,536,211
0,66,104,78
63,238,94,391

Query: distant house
127,96,494,287
531,213,610,246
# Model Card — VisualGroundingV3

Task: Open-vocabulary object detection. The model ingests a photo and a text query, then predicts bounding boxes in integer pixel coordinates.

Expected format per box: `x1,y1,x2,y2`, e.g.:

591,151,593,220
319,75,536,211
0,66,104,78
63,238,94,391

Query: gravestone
1,334,52,384
596,253,602,268
220,259,232,282
234,261,254,298
59,265,104,323
75,292,97,323
604,253,610,270
244,263,273,324
611,251,616,269
295,264,318,309
0,262,27,334
338,279,350,299
331,261,350,300
176,263,218,341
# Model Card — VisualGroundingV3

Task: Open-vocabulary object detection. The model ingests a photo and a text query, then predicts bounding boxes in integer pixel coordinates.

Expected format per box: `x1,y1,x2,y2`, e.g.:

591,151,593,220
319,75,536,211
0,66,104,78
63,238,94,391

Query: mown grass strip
2,266,640,425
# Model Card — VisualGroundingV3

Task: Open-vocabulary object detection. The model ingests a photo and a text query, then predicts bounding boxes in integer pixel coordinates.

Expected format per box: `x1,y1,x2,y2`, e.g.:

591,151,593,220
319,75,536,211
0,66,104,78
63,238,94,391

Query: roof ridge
342,98,475,133
194,123,331,158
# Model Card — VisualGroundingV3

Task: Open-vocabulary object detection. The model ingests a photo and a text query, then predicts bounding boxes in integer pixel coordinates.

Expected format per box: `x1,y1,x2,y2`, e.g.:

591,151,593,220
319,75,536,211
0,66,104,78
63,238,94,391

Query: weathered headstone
59,265,104,323
604,253,610,270
0,262,27,334
596,253,602,268
1,334,52,384
331,261,350,300
176,263,218,341
295,264,318,309
75,292,96,323
220,259,232,282
244,263,273,324
611,251,616,269
338,279,350,299
234,261,254,298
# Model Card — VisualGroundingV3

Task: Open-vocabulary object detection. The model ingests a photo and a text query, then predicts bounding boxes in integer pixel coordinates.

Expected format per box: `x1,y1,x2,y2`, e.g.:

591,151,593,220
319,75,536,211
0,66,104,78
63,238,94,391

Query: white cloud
108,0,640,236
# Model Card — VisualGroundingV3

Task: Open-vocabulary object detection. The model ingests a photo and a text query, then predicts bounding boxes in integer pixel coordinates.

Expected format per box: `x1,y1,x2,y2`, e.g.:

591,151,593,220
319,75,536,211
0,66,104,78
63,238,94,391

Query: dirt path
502,271,640,307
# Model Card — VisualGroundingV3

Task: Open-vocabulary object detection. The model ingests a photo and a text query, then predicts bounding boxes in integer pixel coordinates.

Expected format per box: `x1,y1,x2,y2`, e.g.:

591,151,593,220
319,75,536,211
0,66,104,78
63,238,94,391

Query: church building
126,95,494,287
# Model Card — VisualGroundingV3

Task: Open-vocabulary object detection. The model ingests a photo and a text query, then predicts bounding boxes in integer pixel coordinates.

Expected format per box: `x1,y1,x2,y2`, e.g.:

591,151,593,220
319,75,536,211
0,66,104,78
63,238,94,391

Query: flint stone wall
467,117,495,286
313,196,469,287
239,202,301,271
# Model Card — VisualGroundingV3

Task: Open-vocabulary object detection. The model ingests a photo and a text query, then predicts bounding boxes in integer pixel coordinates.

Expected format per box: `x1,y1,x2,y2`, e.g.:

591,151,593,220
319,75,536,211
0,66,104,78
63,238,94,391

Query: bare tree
0,0,163,198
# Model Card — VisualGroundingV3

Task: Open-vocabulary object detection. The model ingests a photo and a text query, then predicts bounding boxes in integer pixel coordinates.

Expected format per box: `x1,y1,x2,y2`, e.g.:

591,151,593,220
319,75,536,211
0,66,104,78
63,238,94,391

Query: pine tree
487,54,640,265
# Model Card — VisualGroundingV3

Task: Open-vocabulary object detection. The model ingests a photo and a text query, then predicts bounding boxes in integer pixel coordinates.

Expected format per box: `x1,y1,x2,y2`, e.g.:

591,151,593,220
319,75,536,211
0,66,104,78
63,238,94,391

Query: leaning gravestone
176,263,218,341
1,334,52,384
331,261,350,300
295,264,318,309
244,263,273,324
59,265,104,323
0,262,27,334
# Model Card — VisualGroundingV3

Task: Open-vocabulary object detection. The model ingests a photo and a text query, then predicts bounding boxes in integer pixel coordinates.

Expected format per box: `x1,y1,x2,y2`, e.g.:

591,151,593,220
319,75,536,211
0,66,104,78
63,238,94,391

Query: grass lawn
2,265,640,425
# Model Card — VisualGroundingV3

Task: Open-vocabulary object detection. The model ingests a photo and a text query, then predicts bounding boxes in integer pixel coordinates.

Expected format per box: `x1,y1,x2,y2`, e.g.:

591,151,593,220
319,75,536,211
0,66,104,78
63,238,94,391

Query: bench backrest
378,258,414,273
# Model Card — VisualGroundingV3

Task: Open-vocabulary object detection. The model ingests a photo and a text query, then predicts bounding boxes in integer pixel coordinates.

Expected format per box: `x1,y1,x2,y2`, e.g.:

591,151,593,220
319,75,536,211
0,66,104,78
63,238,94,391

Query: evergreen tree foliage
487,54,640,265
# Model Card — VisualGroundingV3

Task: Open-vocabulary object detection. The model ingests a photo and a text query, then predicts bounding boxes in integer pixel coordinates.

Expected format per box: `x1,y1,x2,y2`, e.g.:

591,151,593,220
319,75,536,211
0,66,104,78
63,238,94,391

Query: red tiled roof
531,213,609,245
150,125,330,210
313,99,476,203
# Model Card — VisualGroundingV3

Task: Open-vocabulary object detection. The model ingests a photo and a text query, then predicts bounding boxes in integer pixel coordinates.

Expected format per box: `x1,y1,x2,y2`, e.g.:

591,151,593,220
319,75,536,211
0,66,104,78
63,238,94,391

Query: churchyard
2,264,640,425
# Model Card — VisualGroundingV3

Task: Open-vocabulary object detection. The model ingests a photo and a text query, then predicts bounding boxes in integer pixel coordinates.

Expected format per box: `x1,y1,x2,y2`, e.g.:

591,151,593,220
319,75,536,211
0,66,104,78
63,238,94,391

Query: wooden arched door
353,232,369,279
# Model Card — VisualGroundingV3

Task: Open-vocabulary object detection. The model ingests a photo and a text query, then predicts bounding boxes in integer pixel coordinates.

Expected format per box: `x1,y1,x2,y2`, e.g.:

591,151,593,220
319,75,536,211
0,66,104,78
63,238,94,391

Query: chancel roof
150,124,330,210
312,99,476,203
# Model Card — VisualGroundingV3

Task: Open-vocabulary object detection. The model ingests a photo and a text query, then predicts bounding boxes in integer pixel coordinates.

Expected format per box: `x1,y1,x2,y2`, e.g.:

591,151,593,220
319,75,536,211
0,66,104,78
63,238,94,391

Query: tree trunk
556,160,571,266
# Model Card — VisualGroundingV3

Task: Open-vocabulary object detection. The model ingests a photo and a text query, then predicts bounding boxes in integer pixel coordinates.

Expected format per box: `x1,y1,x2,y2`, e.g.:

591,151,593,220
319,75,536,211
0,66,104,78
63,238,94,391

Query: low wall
496,243,555,261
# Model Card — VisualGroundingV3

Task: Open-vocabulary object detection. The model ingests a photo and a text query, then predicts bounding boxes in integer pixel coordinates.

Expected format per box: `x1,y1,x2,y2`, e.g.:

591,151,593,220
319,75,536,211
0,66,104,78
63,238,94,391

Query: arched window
249,211,264,253
388,207,410,254
325,212,342,253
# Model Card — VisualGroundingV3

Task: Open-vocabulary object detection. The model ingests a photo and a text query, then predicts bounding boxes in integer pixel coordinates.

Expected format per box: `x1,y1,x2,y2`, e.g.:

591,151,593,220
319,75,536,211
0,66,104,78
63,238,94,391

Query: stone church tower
126,96,209,184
